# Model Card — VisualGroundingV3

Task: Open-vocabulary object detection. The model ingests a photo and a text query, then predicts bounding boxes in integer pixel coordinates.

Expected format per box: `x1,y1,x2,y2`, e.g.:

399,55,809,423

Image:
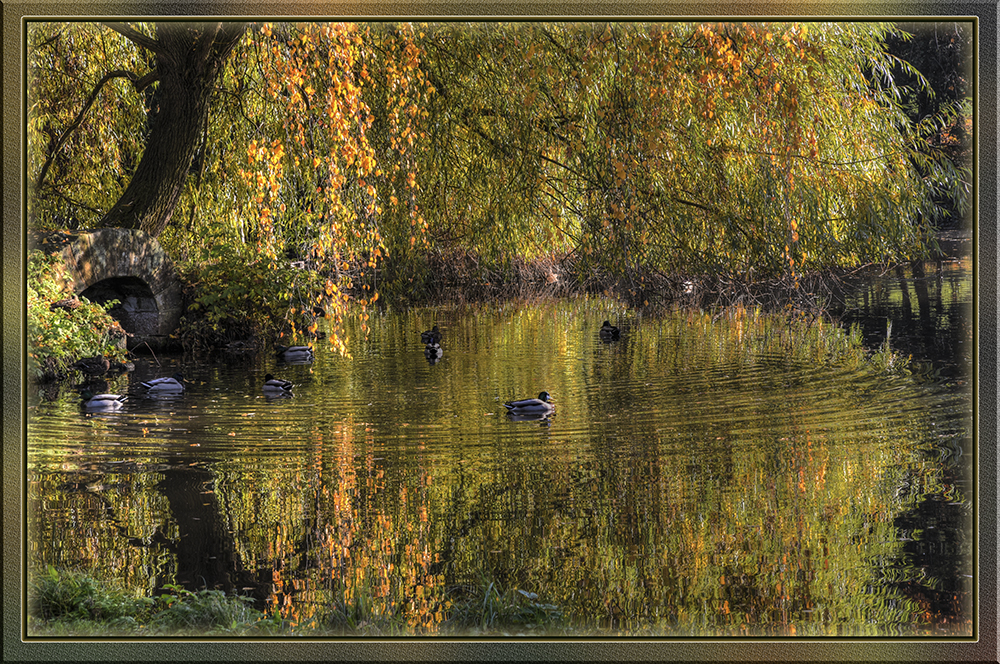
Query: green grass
28,567,284,637
443,574,568,636
29,566,961,637
27,567,572,637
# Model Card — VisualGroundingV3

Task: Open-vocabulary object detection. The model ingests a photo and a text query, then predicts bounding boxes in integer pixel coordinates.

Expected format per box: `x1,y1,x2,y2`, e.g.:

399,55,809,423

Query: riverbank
26,250,130,383
27,566,573,637
27,226,969,385
390,227,971,309
31,563,963,638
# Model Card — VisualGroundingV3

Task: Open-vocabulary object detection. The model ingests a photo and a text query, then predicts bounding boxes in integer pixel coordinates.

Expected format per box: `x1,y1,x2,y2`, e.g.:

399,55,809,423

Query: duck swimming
503,391,555,415
80,390,127,411
276,345,314,363
599,320,621,341
420,325,442,344
263,373,293,394
141,372,185,392
73,355,111,376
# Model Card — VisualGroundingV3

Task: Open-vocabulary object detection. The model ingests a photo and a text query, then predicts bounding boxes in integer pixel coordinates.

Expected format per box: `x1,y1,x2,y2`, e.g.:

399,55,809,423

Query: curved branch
132,69,159,92
33,69,158,194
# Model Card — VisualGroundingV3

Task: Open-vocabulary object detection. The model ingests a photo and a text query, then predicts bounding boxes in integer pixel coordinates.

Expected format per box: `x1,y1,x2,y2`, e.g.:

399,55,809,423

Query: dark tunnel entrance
80,277,160,339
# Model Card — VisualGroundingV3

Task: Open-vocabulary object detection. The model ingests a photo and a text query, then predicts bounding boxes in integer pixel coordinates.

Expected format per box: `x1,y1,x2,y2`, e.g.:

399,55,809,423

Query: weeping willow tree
27,23,150,227
27,20,970,348
28,21,432,350
409,21,970,288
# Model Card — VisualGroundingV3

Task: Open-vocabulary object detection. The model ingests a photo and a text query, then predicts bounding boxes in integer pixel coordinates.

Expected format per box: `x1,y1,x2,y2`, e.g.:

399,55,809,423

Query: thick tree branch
212,22,252,62
133,70,160,92
99,22,249,236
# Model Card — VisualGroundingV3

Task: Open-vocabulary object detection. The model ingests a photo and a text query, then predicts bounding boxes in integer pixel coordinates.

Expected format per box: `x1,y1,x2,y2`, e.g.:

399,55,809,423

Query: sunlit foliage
26,21,971,348
164,22,434,350
27,23,148,227
26,250,128,381
414,22,969,289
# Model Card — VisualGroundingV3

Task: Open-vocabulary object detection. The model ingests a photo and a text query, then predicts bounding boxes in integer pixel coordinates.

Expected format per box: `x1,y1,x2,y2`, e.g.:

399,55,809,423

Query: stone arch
31,228,184,351
80,276,160,338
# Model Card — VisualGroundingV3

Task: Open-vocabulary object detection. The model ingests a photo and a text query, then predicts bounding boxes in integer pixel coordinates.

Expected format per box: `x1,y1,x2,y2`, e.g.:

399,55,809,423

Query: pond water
26,258,974,637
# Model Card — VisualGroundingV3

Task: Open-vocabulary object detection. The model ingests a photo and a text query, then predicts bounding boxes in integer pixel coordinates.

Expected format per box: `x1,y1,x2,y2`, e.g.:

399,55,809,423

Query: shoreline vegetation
27,566,573,638
27,564,966,637
27,240,946,386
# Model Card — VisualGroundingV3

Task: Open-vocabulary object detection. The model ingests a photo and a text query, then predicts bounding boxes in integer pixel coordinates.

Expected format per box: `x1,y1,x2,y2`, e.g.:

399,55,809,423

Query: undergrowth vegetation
26,250,127,382
28,567,574,637
28,567,283,636
174,251,330,353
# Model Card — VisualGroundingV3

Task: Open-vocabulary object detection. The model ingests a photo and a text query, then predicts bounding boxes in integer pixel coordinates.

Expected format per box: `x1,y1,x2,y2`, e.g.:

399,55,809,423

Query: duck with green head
420,325,442,344
503,391,555,415
263,373,293,395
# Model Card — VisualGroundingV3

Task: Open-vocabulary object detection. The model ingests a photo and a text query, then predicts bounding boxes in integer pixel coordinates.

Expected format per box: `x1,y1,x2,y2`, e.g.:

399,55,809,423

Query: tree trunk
101,22,247,237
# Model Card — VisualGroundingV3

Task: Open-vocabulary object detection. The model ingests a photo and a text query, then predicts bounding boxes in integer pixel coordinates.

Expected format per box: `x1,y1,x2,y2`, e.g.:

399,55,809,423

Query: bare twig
132,340,161,366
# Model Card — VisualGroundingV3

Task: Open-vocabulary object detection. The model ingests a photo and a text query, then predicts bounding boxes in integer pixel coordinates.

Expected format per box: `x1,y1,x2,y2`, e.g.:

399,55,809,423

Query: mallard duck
420,325,442,344
73,355,111,376
503,391,555,415
80,390,127,411
263,373,293,394
141,372,185,392
276,344,314,363
599,320,621,341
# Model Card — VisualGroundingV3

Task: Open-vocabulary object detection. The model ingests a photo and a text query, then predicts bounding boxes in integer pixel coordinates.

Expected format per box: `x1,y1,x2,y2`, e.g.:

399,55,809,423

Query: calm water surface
27,276,973,636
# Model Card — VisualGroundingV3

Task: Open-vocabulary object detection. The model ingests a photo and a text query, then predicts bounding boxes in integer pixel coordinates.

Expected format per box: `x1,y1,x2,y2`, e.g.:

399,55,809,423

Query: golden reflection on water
27,295,972,636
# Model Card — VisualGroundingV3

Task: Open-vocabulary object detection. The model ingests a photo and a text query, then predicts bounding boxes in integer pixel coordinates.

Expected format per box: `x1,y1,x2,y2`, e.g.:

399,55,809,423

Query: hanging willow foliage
27,20,971,347
412,22,969,283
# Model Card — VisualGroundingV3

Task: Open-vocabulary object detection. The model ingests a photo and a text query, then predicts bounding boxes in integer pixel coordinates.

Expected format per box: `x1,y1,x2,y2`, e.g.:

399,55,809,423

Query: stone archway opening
31,228,184,351
80,276,160,338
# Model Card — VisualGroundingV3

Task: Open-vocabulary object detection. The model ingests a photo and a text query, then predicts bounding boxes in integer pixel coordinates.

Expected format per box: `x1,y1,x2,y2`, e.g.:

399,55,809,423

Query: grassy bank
30,559,948,638
27,567,574,637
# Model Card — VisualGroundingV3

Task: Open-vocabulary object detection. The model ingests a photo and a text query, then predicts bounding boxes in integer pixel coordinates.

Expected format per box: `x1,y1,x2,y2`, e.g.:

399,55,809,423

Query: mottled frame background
4,2,996,661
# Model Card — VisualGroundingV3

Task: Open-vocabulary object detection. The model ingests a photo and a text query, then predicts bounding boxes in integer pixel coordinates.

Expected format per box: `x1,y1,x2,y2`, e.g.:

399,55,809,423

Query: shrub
28,569,276,636
27,250,126,382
